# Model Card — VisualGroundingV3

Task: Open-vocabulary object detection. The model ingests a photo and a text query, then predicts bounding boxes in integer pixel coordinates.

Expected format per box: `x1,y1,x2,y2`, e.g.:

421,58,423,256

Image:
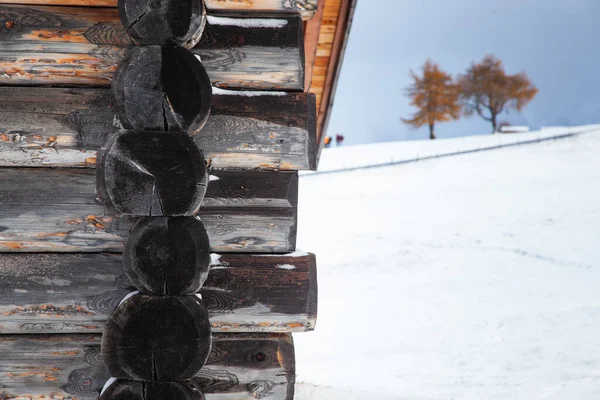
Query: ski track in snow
294,127,600,400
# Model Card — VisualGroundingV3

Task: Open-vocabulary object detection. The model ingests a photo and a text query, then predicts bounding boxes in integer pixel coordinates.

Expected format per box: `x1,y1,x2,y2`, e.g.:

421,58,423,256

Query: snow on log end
211,87,287,97
100,377,118,396
210,253,221,265
118,291,139,306
207,16,288,29
263,250,309,257
277,264,297,270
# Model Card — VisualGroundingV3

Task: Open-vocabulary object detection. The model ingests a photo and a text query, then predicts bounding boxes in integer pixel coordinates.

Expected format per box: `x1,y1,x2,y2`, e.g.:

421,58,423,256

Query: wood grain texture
303,0,324,91
0,87,317,170
0,5,304,90
0,169,298,253
112,46,213,133
100,380,205,400
309,0,356,152
102,295,212,381
96,131,209,216
124,217,212,295
118,0,207,48
0,0,317,20
0,252,317,334
0,333,295,400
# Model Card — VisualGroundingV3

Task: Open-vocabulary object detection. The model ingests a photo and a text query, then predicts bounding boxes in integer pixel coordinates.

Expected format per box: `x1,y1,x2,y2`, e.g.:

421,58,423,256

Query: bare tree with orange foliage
459,55,538,132
402,60,461,140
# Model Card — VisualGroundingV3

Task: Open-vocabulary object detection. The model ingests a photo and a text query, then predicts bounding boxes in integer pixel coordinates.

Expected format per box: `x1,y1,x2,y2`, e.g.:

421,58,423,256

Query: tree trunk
429,123,436,140
491,114,498,133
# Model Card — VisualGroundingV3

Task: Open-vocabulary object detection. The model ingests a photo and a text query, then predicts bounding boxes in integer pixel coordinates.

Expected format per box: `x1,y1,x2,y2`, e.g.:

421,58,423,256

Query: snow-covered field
294,127,600,399
309,124,600,174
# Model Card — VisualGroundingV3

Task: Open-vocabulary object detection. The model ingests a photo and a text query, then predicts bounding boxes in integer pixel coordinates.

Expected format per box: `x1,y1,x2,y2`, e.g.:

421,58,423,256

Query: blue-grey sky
327,0,600,145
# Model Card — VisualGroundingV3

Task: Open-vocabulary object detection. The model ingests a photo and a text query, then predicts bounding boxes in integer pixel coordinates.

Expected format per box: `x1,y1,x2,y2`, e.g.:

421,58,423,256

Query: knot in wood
124,217,211,295
112,46,212,134
118,0,207,48
96,130,208,216
100,379,205,400
101,294,212,381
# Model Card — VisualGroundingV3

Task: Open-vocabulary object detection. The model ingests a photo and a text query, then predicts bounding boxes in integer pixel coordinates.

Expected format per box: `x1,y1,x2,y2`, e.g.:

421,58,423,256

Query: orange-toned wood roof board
304,0,357,161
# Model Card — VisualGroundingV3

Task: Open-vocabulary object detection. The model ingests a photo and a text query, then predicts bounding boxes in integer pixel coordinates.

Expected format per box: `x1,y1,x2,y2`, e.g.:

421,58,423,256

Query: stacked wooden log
96,3,215,397
0,0,318,399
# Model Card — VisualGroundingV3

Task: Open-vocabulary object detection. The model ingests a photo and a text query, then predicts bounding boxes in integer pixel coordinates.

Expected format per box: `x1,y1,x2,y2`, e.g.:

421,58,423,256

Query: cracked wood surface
123,217,212,296
101,295,213,381
96,131,210,216
0,333,295,400
111,46,213,133
99,380,206,400
0,87,317,170
0,0,318,20
0,252,317,333
118,0,208,48
0,5,304,90
0,169,298,253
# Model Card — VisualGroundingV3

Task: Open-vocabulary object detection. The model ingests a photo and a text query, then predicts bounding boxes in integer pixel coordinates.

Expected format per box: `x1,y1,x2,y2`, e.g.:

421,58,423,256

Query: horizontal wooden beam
0,169,298,253
0,252,317,334
0,5,304,90
0,0,317,20
0,333,295,400
0,87,316,170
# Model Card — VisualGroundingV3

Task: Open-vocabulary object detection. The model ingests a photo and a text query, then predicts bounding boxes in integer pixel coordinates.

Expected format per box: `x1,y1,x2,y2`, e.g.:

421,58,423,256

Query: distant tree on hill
402,60,461,140
459,55,538,133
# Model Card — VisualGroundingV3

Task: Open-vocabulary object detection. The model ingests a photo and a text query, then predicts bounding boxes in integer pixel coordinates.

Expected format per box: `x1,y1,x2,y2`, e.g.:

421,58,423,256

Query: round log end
119,0,207,48
124,217,211,295
96,130,208,216
100,379,205,400
112,46,212,134
101,295,212,381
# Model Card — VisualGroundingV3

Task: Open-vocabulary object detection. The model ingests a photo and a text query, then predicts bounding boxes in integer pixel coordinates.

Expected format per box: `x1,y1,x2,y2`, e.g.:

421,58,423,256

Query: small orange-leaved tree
402,60,461,140
459,55,538,132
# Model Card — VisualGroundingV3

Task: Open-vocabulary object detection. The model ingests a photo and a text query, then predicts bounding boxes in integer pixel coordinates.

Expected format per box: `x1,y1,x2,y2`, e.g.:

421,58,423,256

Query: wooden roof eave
303,0,358,166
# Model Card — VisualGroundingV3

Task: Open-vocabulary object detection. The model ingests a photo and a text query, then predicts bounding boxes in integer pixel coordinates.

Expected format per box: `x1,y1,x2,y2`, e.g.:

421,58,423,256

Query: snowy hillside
294,127,600,399
310,124,600,174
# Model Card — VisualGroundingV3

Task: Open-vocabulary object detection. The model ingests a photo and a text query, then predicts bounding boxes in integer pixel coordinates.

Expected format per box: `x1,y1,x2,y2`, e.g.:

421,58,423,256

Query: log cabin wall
0,1,319,399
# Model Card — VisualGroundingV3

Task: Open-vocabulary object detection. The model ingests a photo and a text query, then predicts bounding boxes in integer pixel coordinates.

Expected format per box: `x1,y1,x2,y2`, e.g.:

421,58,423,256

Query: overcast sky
327,0,600,145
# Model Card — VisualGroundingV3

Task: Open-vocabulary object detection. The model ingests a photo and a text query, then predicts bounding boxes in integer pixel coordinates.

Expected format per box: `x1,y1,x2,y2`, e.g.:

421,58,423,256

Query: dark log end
101,295,212,381
306,253,318,330
112,46,212,134
96,130,208,216
279,334,296,400
124,217,211,295
100,379,205,400
306,93,318,170
119,0,207,48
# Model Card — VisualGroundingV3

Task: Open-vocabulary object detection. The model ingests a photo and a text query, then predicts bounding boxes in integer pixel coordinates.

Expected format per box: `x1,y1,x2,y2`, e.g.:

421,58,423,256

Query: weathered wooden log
0,168,297,253
97,131,209,216
0,333,295,400
0,0,317,20
0,87,317,170
102,295,212,381
0,5,304,90
0,252,317,333
118,0,207,48
100,380,205,400
112,47,212,133
125,217,211,295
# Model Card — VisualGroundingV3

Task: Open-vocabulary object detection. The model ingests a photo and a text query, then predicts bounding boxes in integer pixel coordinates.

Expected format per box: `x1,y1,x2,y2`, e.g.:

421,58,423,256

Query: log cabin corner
0,0,354,398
